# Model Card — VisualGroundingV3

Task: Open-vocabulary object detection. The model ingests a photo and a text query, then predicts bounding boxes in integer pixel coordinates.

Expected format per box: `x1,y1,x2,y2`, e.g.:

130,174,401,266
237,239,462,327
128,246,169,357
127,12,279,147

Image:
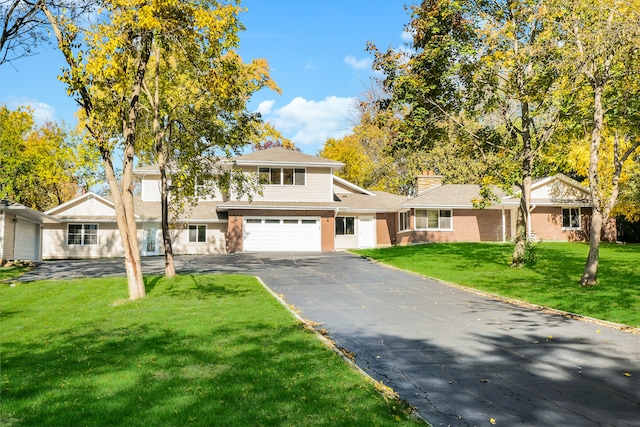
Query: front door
358,216,376,248
142,226,159,256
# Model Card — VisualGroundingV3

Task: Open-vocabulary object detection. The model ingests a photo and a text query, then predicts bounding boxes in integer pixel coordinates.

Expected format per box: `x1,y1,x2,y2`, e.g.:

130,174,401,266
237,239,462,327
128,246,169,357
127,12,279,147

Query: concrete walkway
19,253,640,426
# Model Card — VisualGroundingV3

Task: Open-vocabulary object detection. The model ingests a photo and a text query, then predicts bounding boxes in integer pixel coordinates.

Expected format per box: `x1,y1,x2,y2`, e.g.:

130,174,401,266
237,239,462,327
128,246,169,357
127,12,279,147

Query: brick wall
395,209,509,244
376,212,396,246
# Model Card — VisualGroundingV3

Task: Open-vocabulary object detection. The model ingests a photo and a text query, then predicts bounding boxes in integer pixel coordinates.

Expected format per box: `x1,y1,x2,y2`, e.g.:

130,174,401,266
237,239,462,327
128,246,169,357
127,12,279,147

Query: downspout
501,206,506,243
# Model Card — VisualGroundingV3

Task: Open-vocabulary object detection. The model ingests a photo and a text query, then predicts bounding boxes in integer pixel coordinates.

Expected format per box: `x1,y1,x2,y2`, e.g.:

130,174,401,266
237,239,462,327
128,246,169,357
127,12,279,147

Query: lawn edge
253,275,429,426
359,256,640,336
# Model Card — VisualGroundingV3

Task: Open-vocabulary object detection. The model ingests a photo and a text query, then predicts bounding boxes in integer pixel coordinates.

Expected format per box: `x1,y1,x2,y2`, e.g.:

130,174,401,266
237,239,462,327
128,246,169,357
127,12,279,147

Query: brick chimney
415,171,443,194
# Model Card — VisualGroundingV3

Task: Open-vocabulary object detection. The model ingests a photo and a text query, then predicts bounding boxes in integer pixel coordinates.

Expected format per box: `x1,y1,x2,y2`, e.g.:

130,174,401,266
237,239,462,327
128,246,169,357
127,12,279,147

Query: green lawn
354,242,640,328
0,274,423,427
0,266,30,283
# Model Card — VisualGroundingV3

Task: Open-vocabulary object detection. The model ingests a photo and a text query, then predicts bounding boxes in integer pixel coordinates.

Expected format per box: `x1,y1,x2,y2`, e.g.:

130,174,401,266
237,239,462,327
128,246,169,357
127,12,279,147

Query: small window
301,219,316,224
335,216,355,235
416,209,452,230
67,223,99,246
257,167,305,185
399,211,411,231
258,168,270,184
265,219,280,224
283,168,294,185
270,168,281,185
283,219,298,224
188,225,206,243
562,208,581,229
246,219,262,224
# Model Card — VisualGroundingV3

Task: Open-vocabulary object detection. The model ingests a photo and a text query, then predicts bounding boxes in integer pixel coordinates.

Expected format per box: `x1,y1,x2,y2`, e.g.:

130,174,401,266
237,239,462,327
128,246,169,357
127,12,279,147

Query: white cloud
401,29,414,42
6,97,56,124
344,55,371,70
258,96,357,150
305,59,319,70
257,100,275,115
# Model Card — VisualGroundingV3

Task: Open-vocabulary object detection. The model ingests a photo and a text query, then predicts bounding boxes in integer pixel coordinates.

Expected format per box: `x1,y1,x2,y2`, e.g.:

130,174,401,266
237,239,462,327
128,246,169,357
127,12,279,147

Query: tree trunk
42,4,147,299
512,101,533,267
581,207,602,286
160,155,176,277
581,80,604,286
150,43,176,277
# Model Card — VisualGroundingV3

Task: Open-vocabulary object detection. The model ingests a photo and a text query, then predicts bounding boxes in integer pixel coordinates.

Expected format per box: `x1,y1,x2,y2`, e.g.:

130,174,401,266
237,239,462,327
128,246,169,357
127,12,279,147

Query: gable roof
0,200,59,223
232,148,344,168
333,175,376,196
404,184,512,209
505,173,590,205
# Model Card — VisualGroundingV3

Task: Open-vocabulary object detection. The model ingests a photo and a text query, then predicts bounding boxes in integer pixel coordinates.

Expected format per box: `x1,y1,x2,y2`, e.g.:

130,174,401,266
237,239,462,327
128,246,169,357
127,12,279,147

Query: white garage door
14,220,38,260
243,217,321,252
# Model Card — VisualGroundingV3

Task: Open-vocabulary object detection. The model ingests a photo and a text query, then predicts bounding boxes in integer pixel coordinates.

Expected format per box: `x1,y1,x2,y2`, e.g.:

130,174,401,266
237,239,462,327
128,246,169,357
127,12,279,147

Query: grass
0,267,30,283
0,274,423,427
354,242,640,328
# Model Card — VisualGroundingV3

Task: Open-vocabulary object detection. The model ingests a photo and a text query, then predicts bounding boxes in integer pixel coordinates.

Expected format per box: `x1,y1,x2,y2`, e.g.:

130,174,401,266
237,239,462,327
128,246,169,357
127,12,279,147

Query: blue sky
0,1,414,155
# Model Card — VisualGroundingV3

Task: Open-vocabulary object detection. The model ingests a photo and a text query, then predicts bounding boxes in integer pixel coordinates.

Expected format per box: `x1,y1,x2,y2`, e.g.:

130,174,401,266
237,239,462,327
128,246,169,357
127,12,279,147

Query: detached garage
243,217,321,252
0,200,57,262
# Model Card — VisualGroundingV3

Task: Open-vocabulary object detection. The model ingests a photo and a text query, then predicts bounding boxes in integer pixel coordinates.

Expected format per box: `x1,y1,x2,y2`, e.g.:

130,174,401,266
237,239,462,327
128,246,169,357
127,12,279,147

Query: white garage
14,219,39,260
243,217,321,252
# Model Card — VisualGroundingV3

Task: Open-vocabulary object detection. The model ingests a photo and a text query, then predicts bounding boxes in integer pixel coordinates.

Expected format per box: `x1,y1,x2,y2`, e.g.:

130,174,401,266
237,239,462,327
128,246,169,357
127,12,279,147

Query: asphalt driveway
18,253,640,426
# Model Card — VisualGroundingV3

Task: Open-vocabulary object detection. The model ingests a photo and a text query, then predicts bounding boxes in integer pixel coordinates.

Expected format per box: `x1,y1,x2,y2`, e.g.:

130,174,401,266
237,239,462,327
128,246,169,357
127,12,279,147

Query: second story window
259,167,305,185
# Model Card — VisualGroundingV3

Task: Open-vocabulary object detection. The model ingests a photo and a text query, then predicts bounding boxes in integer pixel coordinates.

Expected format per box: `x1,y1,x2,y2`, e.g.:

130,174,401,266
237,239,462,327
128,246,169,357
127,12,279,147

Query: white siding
53,197,116,217
169,223,227,255
532,179,588,201
233,167,334,202
142,175,162,202
43,223,124,259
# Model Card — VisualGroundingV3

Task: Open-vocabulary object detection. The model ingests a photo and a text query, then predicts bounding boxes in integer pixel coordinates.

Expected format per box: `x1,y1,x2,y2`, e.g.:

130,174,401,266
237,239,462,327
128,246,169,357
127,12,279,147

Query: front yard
354,242,640,328
0,274,423,427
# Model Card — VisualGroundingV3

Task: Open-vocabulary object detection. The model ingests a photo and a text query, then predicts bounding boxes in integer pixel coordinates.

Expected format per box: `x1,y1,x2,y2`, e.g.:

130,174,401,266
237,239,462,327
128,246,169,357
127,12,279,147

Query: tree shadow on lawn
1,320,397,427
145,274,253,299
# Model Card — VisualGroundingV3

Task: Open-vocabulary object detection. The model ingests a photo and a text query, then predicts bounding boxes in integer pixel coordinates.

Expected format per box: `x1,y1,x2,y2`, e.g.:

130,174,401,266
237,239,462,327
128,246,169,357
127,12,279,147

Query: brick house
40,148,611,258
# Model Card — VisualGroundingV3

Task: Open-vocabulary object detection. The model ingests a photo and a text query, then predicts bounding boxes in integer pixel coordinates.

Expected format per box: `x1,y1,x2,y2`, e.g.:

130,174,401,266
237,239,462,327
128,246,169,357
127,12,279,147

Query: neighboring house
41,148,613,259
0,200,57,261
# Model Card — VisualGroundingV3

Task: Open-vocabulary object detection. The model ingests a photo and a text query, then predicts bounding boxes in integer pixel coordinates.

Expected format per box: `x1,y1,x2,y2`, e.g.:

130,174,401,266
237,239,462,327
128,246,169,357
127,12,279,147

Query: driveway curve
19,253,640,426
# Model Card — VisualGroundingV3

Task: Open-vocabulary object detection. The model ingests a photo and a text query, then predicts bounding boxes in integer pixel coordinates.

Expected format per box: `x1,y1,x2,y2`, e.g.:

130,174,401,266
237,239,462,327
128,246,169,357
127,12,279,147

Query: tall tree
138,1,277,277
41,0,164,299
0,105,99,210
369,0,562,266
0,0,94,65
556,0,640,285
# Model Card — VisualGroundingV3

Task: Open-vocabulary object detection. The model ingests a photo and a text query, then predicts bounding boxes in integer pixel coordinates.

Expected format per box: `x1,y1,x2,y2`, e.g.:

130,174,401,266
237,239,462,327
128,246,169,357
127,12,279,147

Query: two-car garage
243,217,321,252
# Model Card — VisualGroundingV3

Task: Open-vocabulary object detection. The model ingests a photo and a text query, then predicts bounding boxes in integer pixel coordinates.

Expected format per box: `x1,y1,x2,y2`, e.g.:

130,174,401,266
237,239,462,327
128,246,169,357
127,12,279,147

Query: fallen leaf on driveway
623,372,632,377
489,417,497,425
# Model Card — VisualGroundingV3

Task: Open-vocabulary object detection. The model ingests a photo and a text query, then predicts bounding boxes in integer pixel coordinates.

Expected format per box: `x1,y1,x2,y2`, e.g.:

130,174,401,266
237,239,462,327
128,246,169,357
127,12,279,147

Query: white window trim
188,224,207,243
414,209,454,231
398,211,411,232
257,167,306,186
335,216,355,236
561,207,581,230
67,223,99,246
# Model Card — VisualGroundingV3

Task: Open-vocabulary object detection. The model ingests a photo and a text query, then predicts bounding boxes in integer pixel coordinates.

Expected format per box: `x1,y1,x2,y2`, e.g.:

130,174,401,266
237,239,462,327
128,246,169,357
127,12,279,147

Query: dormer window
259,167,305,186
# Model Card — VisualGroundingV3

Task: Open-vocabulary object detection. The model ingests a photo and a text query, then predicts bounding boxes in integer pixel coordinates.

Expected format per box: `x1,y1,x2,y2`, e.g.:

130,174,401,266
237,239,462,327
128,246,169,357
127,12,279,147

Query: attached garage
243,217,321,252
14,219,39,260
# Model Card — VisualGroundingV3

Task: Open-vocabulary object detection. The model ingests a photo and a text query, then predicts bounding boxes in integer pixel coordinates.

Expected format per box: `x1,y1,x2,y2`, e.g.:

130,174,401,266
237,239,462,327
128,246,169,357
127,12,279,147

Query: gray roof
0,199,59,223
335,191,408,212
232,148,344,167
405,185,516,208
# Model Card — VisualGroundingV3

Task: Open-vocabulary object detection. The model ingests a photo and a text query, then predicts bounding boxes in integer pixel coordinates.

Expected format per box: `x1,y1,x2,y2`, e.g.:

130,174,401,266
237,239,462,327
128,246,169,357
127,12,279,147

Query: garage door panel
243,217,320,252
14,220,38,260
